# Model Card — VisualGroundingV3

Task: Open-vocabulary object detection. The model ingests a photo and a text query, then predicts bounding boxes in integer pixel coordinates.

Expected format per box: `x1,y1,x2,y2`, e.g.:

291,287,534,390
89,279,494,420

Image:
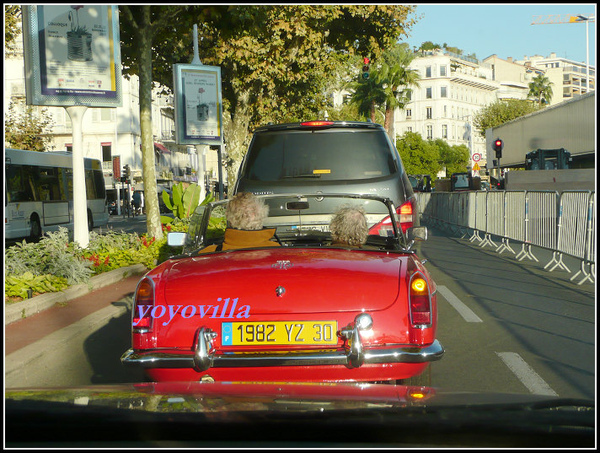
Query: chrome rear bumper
121,325,444,372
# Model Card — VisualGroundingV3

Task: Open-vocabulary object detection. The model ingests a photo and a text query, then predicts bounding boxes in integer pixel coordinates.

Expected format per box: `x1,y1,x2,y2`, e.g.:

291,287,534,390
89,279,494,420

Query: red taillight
367,200,414,236
132,278,155,331
398,201,413,233
300,121,334,127
408,272,431,326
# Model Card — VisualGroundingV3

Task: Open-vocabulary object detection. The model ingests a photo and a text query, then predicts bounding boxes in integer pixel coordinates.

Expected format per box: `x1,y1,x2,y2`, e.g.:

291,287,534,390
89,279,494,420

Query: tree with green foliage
528,73,554,107
396,131,442,176
376,44,420,137
348,43,420,137
5,5,21,55
118,5,417,223
5,101,55,152
433,139,470,176
348,72,387,122
473,100,540,138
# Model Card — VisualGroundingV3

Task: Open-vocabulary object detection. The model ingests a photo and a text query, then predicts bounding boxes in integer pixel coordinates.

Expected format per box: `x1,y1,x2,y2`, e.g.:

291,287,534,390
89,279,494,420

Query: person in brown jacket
199,192,280,253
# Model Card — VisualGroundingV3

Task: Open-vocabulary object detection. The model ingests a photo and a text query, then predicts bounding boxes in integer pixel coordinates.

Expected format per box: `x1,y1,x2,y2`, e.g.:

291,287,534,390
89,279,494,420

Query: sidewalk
5,264,147,380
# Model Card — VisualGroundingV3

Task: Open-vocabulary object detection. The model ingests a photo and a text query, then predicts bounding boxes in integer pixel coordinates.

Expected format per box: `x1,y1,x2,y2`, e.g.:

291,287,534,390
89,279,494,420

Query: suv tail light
132,278,155,332
300,121,334,127
368,200,415,236
408,272,432,326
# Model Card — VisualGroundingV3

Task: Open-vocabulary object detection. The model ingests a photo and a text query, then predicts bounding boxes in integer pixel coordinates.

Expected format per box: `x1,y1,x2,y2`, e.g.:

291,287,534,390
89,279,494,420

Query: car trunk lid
163,248,404,315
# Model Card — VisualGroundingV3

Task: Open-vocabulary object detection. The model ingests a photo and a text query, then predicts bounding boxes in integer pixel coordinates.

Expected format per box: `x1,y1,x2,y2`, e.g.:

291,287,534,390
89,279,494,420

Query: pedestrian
199,192,280,253
132,191,141,216
329,206,369,247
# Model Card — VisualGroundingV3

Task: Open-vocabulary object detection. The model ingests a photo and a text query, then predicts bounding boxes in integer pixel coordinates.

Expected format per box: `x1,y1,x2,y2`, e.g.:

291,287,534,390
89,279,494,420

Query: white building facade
515,52,595,105
394,50,502,174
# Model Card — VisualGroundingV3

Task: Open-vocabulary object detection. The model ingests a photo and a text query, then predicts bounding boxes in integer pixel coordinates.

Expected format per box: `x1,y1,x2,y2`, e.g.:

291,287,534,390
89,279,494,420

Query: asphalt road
5,225,595,400
421,226,595,400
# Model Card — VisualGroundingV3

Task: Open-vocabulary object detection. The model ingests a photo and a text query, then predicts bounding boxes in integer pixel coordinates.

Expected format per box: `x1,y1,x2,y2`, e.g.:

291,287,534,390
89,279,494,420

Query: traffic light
362,57,370,80
493,138,503,159
122,164,131,183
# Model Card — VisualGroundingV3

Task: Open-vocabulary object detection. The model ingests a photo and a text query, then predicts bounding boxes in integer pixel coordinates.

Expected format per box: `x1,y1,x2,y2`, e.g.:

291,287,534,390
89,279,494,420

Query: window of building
442,124,448,139
440,65,447,77
441,86,447,98
426,107,432,119
406,109,412,119
426,87,432,99
426,125,433,140
426,66,432,78
101,143,112,163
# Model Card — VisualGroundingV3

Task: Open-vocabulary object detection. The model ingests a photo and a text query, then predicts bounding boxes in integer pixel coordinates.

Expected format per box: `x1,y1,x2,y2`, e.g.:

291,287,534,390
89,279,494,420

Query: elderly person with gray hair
329,206,369,247
200,192,280,253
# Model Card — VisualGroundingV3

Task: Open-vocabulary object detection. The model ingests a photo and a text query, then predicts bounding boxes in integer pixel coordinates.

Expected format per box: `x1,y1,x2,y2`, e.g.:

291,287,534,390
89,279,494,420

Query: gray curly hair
226,192,269,230
330,206,368,246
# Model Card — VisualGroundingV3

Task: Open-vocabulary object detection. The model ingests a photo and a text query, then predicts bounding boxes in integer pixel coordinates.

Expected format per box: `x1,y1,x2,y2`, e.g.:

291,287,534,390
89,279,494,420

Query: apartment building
515,52,595,105
395,50,503,173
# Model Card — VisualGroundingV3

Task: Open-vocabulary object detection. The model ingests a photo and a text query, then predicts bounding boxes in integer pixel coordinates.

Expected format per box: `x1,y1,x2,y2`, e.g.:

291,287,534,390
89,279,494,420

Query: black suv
234,121,418,233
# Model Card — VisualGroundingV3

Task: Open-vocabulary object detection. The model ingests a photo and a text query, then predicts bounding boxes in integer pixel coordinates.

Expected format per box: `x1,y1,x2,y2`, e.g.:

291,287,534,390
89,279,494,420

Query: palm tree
347,69,386,122
528,73,554,107
346,44,420,134
374,45,420,138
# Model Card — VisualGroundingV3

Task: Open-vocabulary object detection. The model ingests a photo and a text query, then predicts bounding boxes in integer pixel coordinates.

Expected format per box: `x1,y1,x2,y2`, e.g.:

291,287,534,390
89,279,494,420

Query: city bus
5,148,109,241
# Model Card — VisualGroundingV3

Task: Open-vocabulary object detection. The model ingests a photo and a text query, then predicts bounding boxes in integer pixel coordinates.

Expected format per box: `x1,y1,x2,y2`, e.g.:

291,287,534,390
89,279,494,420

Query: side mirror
167,232,187,247
407,226,428,242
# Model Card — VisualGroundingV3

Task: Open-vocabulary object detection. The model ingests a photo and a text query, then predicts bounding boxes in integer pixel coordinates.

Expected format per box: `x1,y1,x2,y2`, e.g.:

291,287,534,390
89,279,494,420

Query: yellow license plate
221,321,338,346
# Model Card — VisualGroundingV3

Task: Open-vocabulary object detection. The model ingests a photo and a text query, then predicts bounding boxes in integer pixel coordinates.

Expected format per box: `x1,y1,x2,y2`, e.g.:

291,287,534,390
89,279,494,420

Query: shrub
4,220,191,302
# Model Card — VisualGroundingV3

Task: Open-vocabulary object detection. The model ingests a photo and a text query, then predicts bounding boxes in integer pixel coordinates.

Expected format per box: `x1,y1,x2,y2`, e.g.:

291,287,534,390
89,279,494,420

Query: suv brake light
368,200,415,236
300,121,334,127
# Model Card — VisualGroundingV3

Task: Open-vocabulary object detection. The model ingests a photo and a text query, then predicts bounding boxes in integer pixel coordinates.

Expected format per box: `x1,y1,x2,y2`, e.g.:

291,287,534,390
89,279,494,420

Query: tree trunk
384,107,393,138
223,91,252,194
137,7,163,240
370,101,377,123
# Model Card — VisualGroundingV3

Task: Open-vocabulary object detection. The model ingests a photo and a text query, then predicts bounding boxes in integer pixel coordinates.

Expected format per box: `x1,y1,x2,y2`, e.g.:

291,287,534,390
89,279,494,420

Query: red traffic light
363,57,370,65
494,139,502,148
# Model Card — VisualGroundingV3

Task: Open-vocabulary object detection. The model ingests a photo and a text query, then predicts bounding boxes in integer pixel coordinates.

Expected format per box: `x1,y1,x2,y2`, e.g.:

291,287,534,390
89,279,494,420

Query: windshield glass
191,194,401,252
244,130,397,181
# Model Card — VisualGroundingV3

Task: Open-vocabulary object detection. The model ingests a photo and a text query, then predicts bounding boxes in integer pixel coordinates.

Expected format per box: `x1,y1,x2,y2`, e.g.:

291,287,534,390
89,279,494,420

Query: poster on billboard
173,63,223,146
22,5,122,107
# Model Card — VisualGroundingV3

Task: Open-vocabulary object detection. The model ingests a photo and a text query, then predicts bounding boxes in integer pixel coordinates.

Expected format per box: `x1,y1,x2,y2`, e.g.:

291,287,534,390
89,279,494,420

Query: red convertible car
121,194,443,384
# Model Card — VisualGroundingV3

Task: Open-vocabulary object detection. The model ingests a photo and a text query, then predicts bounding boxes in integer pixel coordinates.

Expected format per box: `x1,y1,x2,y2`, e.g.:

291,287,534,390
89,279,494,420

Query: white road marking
437,285,483,322
496,352,558,396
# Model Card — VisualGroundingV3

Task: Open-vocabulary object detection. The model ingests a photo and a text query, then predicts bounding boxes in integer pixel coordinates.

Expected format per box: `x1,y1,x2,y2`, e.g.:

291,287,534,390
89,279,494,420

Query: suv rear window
243,129,397,182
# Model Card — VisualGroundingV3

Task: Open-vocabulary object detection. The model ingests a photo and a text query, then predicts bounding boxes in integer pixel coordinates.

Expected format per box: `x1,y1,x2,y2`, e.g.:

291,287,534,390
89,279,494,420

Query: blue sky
404,4,596,66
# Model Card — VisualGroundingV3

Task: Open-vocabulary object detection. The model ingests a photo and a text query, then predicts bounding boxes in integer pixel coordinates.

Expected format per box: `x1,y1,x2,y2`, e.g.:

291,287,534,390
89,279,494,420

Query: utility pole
531,14,595,92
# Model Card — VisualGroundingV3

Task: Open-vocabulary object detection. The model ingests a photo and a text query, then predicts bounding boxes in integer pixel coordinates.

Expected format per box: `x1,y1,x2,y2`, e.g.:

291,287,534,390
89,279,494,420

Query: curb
4,264,148,326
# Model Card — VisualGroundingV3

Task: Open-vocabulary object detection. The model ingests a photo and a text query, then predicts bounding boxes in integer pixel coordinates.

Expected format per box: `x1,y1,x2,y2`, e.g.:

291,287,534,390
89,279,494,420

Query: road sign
473,162,481,171
472,153,482,162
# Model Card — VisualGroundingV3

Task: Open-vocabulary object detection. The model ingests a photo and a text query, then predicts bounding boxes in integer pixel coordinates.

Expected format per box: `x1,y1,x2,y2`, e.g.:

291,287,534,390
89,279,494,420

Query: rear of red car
123,247,442,383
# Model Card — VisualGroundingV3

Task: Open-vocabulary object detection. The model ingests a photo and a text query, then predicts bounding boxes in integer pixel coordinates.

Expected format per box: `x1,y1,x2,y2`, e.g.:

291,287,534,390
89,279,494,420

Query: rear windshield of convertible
244,129,397,182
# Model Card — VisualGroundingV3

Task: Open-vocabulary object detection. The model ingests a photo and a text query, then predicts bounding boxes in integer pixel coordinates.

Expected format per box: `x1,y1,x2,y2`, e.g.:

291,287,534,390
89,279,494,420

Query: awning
154,142,171,154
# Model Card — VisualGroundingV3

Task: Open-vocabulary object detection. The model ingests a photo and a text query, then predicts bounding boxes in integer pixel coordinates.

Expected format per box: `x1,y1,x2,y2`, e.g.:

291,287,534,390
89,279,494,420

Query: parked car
408,174,432,192
121,193,443,384
234,121,418,233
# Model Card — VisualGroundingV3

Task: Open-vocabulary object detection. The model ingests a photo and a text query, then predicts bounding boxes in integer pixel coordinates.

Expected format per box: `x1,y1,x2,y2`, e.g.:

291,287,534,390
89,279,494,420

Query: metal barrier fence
416,190,595,285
